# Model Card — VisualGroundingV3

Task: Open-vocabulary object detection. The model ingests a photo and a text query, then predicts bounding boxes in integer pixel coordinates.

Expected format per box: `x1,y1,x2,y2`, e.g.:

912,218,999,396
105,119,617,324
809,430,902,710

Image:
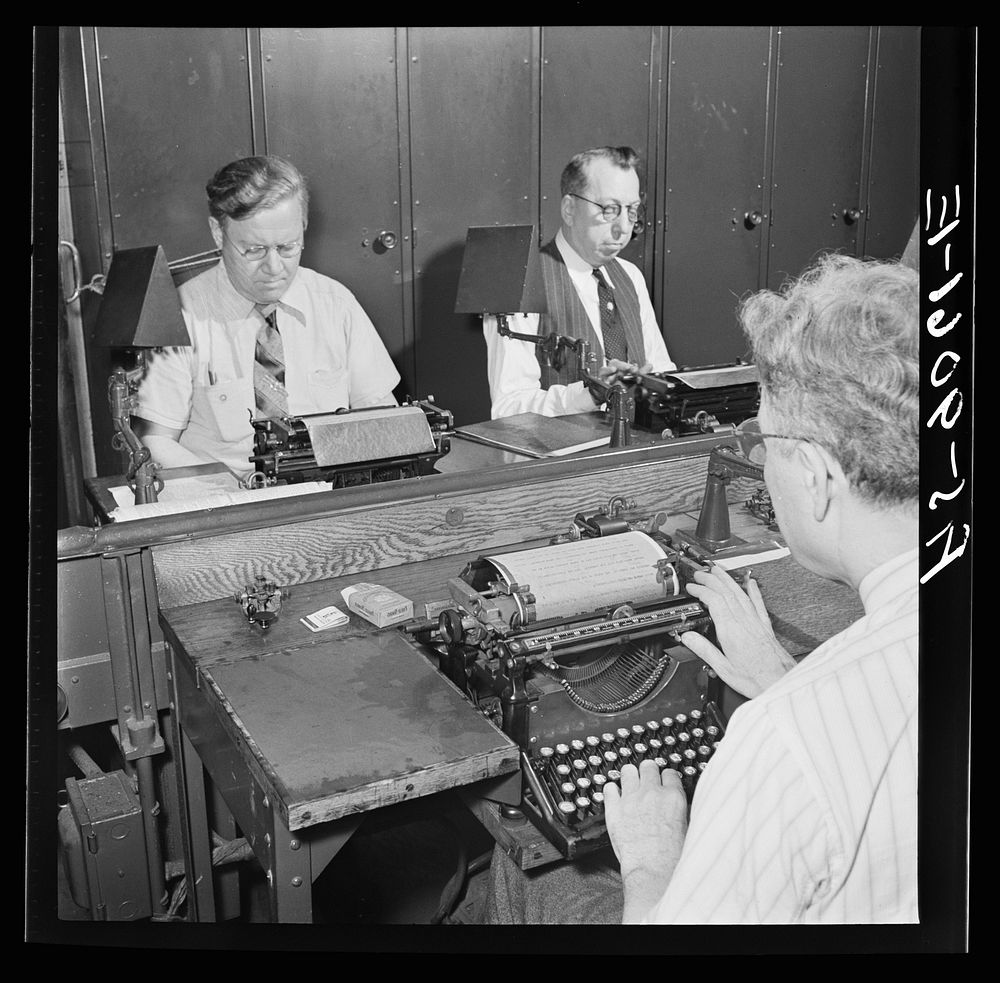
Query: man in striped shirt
484,253,919,925
605,253,919,923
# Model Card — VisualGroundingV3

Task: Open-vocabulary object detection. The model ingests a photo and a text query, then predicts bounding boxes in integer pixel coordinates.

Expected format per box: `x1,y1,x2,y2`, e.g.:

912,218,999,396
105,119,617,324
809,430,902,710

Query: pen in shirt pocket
207,365,217,385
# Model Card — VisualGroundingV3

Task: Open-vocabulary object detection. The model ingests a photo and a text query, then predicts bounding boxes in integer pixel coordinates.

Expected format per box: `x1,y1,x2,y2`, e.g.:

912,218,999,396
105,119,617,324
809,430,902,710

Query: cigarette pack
340,583,414,628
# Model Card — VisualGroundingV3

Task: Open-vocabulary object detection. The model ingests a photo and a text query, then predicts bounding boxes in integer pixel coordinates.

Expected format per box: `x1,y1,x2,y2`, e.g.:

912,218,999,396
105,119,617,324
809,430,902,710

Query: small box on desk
341,583,414,628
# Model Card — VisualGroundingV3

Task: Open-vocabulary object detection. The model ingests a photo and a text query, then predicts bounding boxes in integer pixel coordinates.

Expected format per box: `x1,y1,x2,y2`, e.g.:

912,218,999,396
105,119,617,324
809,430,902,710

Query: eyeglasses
569,194,646,232
735,419,818,466
224,232,304,262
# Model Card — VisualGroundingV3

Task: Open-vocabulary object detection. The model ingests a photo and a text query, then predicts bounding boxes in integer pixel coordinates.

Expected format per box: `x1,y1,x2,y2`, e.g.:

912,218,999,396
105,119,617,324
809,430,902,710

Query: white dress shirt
483,230,674,419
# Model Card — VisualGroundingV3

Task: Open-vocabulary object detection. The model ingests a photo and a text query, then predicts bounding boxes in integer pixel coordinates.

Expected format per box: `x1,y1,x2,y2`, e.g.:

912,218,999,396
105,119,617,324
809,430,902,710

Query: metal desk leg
175,724,216,921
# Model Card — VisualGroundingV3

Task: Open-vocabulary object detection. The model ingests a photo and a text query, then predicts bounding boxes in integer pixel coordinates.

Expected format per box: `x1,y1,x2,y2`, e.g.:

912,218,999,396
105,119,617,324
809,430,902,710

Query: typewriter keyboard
528,705,725,827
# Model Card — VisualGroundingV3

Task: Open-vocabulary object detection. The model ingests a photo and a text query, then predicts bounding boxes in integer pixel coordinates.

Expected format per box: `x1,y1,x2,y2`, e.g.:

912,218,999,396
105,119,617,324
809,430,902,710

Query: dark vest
536,238,646,389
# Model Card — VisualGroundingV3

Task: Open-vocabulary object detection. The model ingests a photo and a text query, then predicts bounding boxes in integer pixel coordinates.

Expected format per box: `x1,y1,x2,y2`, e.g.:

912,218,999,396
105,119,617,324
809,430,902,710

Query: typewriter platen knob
438,609,466,644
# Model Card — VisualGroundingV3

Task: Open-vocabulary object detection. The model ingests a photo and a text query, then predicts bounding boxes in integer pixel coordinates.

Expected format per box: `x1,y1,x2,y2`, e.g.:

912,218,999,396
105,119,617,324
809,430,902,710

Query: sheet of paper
486,530,668,621
664,364,759,389
109,481,331,522
305,406,435,466
714,545,791,570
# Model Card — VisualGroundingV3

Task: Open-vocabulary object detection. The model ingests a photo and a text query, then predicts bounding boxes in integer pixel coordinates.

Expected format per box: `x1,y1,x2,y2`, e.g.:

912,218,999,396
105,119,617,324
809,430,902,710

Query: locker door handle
376,230,399,249
743,210,763,230
843,208,862,225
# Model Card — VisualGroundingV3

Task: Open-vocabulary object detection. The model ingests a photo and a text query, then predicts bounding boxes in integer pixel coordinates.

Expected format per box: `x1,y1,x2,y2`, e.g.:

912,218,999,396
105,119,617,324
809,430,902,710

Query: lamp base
673,527,750,559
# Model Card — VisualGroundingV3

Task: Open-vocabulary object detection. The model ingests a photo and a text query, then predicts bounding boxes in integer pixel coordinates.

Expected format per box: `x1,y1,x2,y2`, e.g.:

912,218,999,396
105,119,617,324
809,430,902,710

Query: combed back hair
206,155,310,228
561,146,640,198
740,252,919,509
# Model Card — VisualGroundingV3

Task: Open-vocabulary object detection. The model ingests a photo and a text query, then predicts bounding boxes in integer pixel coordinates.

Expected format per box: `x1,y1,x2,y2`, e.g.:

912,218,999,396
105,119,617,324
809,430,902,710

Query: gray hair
206,155,310,228
740,252,919,508
560,146,640,198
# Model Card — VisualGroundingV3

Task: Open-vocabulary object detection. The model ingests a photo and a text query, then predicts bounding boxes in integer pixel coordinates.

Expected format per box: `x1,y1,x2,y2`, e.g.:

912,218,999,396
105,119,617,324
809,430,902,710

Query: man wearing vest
483,146,675,419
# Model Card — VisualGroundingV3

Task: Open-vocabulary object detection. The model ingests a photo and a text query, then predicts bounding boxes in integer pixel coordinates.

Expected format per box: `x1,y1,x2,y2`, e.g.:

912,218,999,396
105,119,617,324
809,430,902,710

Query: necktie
592,267,628,362
253,305,289,418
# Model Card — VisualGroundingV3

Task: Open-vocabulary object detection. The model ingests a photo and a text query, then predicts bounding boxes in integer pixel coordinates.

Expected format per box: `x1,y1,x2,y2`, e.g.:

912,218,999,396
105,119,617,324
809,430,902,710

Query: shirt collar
209,261,307,327
555,228,605,279
857,546,919,615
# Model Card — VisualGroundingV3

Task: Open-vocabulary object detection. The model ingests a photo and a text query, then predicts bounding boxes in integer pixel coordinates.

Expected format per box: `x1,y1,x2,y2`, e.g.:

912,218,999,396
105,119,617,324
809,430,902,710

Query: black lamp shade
454,225,548,315
94,245,190,348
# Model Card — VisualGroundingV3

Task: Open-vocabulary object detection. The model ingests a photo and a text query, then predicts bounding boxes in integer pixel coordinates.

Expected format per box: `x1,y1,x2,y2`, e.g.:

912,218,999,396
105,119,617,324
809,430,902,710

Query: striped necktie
253,304,289,418
592,267,628,362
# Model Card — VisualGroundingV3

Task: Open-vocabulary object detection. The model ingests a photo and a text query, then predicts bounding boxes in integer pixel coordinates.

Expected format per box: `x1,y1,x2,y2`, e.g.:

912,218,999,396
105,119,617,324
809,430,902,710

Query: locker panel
408,27,536,426
767,26,870,289
539,26,656,272
95,28,254,262
660,25,772,367
864,26,920,260
260,28,409,383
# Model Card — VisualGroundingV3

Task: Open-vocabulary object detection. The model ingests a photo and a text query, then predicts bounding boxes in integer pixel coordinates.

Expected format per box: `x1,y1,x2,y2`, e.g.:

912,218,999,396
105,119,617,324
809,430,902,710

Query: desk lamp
93,245,191,505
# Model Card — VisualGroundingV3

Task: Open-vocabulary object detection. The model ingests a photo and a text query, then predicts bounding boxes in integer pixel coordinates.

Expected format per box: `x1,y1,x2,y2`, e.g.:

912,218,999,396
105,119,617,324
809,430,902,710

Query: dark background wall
56,26,920,526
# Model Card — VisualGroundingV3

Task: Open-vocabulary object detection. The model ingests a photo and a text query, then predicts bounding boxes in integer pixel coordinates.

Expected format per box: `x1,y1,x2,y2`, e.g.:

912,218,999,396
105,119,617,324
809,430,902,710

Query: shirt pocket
192,378,256,442
306,367,351,413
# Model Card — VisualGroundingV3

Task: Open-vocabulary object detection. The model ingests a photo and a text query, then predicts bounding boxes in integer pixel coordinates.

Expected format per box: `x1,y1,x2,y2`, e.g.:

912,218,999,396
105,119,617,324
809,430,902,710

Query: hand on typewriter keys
681,564,798,699
597,358,652,386
604,760,688,924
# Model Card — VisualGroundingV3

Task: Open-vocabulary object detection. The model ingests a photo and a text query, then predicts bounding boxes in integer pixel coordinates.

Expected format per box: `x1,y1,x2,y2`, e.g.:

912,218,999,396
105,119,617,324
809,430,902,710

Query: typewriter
247,397,452,488
410,506,726,861
631,361,760,438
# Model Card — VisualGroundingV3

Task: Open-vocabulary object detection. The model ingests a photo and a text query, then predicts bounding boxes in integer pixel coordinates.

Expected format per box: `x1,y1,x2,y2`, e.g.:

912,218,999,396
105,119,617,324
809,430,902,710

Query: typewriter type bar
520,702,726,860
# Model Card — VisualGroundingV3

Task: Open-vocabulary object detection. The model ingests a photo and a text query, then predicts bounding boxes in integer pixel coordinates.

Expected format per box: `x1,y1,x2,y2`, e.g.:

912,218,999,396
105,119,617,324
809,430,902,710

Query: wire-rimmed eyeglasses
224,231,304,262
736,418,819,466
569,193,645,232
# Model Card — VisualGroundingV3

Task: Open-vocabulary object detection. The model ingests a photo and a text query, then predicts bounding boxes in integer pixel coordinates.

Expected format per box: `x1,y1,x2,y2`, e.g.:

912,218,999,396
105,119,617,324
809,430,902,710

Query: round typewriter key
631,724,646,740
607,769,622,783
555,763,572,779
668,753,683,770
616,727,631,745
677,731,691,748
662,735,677,751
539,747,555,761
572,759,588,774
633,742,648,761
575,776,592,793
691,727,705,742
555,743,571,760
653,757,668,771
618,746,633,764
571,739,586,754
697,760,708,772
575,796,591,820
560,781,577,799
591,791,605,815
674,713,688,727
682,765,698,790
603,749,619,766
683,748,697,766
648,737,663,754
558,800,577,822
705,725,720,740
592,773,607,790
585,735,601,751
600,732,616,747
689,709,703,724
587,755,603,773
645,720,661,735
661,717,675,732
697,744,712,760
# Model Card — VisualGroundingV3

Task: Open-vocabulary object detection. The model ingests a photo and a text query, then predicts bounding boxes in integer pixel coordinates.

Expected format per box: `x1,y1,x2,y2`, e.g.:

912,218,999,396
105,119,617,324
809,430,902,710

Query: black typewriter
410,507,726,861
247,396,452,488
631,361,760,438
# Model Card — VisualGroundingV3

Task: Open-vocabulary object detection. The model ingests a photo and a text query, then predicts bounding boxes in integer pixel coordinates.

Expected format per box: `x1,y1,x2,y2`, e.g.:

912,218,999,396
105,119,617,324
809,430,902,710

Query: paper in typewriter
304,405,435,466
663,364,759,389
486,531,669,622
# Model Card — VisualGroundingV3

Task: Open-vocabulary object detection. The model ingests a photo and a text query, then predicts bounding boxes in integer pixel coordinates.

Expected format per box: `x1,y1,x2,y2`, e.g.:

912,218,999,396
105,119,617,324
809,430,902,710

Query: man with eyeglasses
134,155,400,477
483,146,675,419
485,254,919,925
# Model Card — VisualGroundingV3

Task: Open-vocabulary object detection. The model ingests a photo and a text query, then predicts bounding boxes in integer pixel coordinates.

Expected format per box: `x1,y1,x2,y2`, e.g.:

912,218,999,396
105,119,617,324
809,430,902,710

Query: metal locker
766,26,871,289
407,27,536,426
538,26,657,276
659,25,773,367
92,27,255,261
864,26,920,259
259,28,411,388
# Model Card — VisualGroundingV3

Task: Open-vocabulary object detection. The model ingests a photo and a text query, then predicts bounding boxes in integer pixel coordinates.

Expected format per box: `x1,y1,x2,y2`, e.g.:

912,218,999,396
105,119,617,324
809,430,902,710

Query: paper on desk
713,545,790,570
109,481,331,522
486,530,668,622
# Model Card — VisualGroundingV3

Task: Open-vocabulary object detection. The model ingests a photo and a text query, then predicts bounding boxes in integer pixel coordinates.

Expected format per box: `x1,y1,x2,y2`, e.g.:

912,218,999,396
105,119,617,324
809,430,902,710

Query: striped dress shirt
645,548,919,924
